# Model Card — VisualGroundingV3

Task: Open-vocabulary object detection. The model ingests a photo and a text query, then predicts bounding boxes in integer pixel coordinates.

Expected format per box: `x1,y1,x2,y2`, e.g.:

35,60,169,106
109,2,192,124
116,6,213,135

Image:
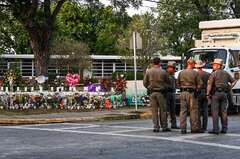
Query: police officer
207,59,236,134
143,57,171,132
195,60,210,132
166,61,179,129
177,59,202,134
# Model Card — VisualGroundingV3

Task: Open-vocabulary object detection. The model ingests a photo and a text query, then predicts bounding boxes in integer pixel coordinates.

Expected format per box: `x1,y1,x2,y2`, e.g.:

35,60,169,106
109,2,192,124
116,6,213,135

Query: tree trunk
34,48,49,77
27,25,52,77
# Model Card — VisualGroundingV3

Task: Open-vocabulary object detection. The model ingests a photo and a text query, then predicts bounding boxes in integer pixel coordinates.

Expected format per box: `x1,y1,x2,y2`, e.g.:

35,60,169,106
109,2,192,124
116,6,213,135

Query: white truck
176,19,240,112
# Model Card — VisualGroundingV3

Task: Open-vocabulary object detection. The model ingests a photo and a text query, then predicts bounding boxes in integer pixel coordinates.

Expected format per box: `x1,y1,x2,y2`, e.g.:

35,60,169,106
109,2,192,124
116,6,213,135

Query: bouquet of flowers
114,79,127,94
3,69,19,88
100,79,112,92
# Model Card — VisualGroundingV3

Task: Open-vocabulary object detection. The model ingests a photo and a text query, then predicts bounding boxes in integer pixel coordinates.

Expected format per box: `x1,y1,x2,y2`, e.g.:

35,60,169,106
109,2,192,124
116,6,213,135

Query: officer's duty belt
152,89,167,94
180,88,195,92
200,89,207,92
215,87,226,92
168,88,175,93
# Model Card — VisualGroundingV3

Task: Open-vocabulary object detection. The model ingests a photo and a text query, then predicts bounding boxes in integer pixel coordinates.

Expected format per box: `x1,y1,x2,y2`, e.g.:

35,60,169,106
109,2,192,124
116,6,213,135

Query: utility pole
133,31,138,111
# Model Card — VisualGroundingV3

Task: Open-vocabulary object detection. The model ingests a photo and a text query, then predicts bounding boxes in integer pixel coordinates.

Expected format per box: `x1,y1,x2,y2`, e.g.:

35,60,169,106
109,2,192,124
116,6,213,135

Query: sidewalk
0,107,152,125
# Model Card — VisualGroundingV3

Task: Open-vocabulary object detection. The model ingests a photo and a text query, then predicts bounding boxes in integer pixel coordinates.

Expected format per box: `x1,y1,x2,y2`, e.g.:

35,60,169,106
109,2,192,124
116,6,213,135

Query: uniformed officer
143,57,171,132
195,60,210,132
207,59,236,134
166,61,179,129
177,59,202,134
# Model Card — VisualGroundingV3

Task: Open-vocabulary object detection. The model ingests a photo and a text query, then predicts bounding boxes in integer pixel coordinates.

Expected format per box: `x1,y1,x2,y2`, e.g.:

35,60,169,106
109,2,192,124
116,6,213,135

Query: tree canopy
117,12,163,71
56,1,131,54
0,0,141,76
0,7,30,54
156,0,240,55
1,0,240,74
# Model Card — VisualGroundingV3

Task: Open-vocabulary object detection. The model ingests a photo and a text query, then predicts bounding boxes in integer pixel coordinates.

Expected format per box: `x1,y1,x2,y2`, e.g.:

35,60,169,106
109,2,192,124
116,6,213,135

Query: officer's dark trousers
198,91,208,131
211,92,228,132
150,92,168,129
167,92,177,127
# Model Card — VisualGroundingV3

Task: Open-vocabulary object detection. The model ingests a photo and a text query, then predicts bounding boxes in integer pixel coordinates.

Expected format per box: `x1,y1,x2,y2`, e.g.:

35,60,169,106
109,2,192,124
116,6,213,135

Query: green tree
156,0,225,56
50,37,90,78
229,0,240,18
0,0,141,76
0,8,31,54
0,0,67,76
57,1,131,54
117,13,162,71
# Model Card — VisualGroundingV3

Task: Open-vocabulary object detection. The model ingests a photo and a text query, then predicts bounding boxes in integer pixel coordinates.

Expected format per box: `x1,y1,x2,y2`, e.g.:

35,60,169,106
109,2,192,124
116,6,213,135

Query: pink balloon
65,73,80,87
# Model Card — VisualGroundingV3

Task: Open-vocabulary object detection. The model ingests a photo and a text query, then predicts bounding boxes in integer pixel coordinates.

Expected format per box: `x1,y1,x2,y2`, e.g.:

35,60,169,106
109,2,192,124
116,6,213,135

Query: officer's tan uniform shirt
177,69,202,89
207,69,235,94
143,66,170,91
197,70,210,89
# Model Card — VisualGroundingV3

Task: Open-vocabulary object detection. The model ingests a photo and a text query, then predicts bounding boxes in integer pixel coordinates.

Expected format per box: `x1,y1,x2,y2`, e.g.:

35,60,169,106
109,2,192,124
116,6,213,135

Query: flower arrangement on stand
113,73,127,94
3,69,22,89
100,79,112,92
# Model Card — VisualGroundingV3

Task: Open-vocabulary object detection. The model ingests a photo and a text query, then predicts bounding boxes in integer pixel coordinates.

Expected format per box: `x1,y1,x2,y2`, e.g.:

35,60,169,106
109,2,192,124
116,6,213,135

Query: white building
0,54,181,78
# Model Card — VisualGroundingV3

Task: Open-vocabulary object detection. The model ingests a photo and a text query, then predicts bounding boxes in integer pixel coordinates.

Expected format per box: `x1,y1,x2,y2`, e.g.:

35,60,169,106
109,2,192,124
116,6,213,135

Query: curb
0,112,152,125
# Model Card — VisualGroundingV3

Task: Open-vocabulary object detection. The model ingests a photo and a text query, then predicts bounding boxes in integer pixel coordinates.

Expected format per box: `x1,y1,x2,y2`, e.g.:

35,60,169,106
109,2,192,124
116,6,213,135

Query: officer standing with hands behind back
177,59,203,134
207,58,236,134
143,57,171,132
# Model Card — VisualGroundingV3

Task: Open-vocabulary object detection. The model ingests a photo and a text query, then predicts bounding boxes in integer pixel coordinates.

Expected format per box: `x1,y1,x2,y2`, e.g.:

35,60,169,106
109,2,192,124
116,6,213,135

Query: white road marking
107,125,153,129
6,126,240,150
172,133,211,140
107,128,153,134
226,133,240,137
105,125,182,132
60,125,100,130
61,123,95,126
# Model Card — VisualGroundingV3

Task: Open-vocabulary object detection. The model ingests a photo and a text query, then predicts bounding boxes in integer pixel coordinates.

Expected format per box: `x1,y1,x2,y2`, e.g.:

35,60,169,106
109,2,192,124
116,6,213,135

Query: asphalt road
1,116,240,159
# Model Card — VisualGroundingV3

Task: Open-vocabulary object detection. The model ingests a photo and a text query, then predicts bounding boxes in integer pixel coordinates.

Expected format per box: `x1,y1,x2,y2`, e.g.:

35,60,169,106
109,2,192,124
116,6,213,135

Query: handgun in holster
194,90,200,98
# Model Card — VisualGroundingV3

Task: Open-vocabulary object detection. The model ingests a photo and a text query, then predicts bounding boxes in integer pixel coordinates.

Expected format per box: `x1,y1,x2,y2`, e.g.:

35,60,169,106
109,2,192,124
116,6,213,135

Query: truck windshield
185,49,227,69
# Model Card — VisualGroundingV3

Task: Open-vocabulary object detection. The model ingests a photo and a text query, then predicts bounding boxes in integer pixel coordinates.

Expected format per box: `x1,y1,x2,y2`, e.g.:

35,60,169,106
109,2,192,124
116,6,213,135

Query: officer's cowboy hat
187,58,195,64
211,58,223,65
167,61,176,68
195,60,205,68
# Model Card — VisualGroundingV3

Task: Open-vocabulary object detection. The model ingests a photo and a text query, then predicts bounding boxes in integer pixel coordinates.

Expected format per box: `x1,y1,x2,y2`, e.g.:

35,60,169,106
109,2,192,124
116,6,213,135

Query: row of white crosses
0,86,77,92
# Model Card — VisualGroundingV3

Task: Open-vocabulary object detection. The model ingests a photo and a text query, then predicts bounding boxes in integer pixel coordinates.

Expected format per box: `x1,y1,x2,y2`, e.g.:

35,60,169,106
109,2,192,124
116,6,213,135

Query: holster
151,89,168,97
194,90,200,98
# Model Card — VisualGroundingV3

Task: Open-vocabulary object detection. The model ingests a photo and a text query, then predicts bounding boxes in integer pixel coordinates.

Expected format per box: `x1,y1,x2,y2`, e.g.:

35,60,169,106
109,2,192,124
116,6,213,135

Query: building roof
0,54,181,60
0,54,69,59
199,19,240,30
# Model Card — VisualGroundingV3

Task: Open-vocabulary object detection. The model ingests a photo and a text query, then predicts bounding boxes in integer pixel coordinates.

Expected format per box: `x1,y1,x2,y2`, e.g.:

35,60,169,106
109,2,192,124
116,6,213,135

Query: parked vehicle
175,19,240,113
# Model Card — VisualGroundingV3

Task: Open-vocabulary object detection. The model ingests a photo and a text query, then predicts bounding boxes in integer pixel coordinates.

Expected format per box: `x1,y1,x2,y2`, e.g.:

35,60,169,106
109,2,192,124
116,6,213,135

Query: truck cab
175,19,240,112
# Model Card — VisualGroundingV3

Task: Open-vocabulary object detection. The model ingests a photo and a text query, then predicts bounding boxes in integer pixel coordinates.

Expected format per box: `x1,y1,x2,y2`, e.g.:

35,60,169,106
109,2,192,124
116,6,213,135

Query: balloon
36,76,46,84
65,73,80,87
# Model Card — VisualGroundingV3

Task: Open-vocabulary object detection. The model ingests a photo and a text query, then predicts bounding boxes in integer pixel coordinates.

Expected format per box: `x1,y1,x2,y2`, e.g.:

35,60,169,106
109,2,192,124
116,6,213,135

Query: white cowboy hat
167,61,176,68
211,58,223,65
195,60,205,68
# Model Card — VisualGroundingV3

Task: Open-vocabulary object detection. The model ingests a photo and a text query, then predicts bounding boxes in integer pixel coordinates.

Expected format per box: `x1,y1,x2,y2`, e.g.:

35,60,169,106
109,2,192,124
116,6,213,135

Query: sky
99,0,157,16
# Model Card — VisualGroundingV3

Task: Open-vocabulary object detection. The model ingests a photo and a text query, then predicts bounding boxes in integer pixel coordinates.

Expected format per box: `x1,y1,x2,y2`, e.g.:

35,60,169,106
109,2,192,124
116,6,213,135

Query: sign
129,32,142,50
